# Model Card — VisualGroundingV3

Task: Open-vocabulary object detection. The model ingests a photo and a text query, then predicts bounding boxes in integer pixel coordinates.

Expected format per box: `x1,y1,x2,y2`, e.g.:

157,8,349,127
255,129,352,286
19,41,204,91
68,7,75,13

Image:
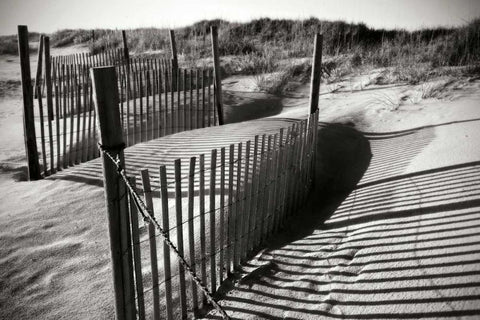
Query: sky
1,0,479,35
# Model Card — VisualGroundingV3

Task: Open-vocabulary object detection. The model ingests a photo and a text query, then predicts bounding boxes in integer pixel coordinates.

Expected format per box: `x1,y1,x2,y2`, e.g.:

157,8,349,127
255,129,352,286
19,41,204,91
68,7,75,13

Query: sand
1,48,479,319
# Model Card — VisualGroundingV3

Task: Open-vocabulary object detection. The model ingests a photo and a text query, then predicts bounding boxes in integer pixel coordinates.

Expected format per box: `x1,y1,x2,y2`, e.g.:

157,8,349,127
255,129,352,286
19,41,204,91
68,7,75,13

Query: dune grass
1,17,479,93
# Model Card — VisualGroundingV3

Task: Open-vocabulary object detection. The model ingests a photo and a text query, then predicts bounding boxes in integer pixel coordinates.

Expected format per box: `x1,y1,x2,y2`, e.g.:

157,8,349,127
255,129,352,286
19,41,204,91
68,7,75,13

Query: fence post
90,66,136,320
34,34,44,98
44,36,54,121
18,25,41,180
169,30,178,91
122,30,129,63
309,34,323,115
210,26,224,125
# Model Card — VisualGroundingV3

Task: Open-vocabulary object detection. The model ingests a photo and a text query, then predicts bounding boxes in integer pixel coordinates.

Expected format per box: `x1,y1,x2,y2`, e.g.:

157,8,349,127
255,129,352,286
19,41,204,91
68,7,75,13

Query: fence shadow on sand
46,117,303,190
205,122,480,319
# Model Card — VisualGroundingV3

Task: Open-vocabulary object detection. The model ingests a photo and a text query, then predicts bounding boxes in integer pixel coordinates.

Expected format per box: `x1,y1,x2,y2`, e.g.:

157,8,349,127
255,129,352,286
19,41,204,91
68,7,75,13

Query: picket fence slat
159,165,174,320
140,169,161,320
209,149,217,293
128,176,145,320
187,157,199,314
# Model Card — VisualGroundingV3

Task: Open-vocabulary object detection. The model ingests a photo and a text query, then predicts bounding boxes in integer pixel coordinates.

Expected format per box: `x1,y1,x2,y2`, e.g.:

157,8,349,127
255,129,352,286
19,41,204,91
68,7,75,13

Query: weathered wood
254,135,266,247
187,157,199,314
170,67,175,133
210,26,224,125
177,68,181,132
309,34,323,114
273,129,284,233
139,70,144,142
55,85,61,170
183,69,187,132
174,159,188,319
146,70,150,141
87,82,93,161
226,144,234,275
68,67,74,166
169,30,178,91
126,63,131,146
18,25,41,180
201,69,205,128
128,176,145,320
247,135,259,252
157,68,163,137
90,66,136,320
199,154,208,305
261,136,272,242
233,142,242,267
152,69,157,138
140,170,161,320
207,69,212,127
163,68,168,136
132,65,137,144
196,69,200,129
44,39,55,173
159,165,174,320
81,83,88,163
240,140,251,262
75,84,81,164
209,149,217,293
219,147,226,282
122,30,130,62
267,134,279,236
62,85,67,167
34,35,44,98
189,69,193,130
37,91,48,176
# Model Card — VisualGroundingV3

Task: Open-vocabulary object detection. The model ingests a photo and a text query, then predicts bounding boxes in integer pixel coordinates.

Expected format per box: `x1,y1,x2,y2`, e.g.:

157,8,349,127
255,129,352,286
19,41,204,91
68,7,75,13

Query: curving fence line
93,64,319,320
18,28,219,179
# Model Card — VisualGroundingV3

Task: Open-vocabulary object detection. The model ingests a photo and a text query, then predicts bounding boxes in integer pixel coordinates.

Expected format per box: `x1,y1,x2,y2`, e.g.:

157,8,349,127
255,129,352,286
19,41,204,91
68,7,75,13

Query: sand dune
1,57,479,319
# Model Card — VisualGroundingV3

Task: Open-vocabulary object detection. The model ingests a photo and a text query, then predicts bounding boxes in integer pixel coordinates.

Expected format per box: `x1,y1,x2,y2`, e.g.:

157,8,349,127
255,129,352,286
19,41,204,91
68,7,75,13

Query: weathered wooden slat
159,165,174,320
233,142,243,267
187,157,199,314
37,91,48,176
226,144,234,275
174,159,188,319
128,176,145,320
240,140,251,262
54,85,61,171
199,154,207,306
219,147,226,282
209,149,217,293
247,135,259,252
140,170,160,320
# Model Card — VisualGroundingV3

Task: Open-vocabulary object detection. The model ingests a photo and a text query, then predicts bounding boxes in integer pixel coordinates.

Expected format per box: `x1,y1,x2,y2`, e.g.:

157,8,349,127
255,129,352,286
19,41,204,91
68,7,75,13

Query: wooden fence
30,43,217,177
92,33,323,320
126,111,318,319
93,63,319,320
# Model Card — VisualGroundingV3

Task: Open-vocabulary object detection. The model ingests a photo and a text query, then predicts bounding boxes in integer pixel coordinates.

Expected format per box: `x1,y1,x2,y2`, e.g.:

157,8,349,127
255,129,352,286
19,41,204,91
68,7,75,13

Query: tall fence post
34,34,44,98
122,30,129,63
18,25,41,180
210,26,224,125
44,36,54,121
169,30,178,91
309,34,323,115
90,66,136,320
